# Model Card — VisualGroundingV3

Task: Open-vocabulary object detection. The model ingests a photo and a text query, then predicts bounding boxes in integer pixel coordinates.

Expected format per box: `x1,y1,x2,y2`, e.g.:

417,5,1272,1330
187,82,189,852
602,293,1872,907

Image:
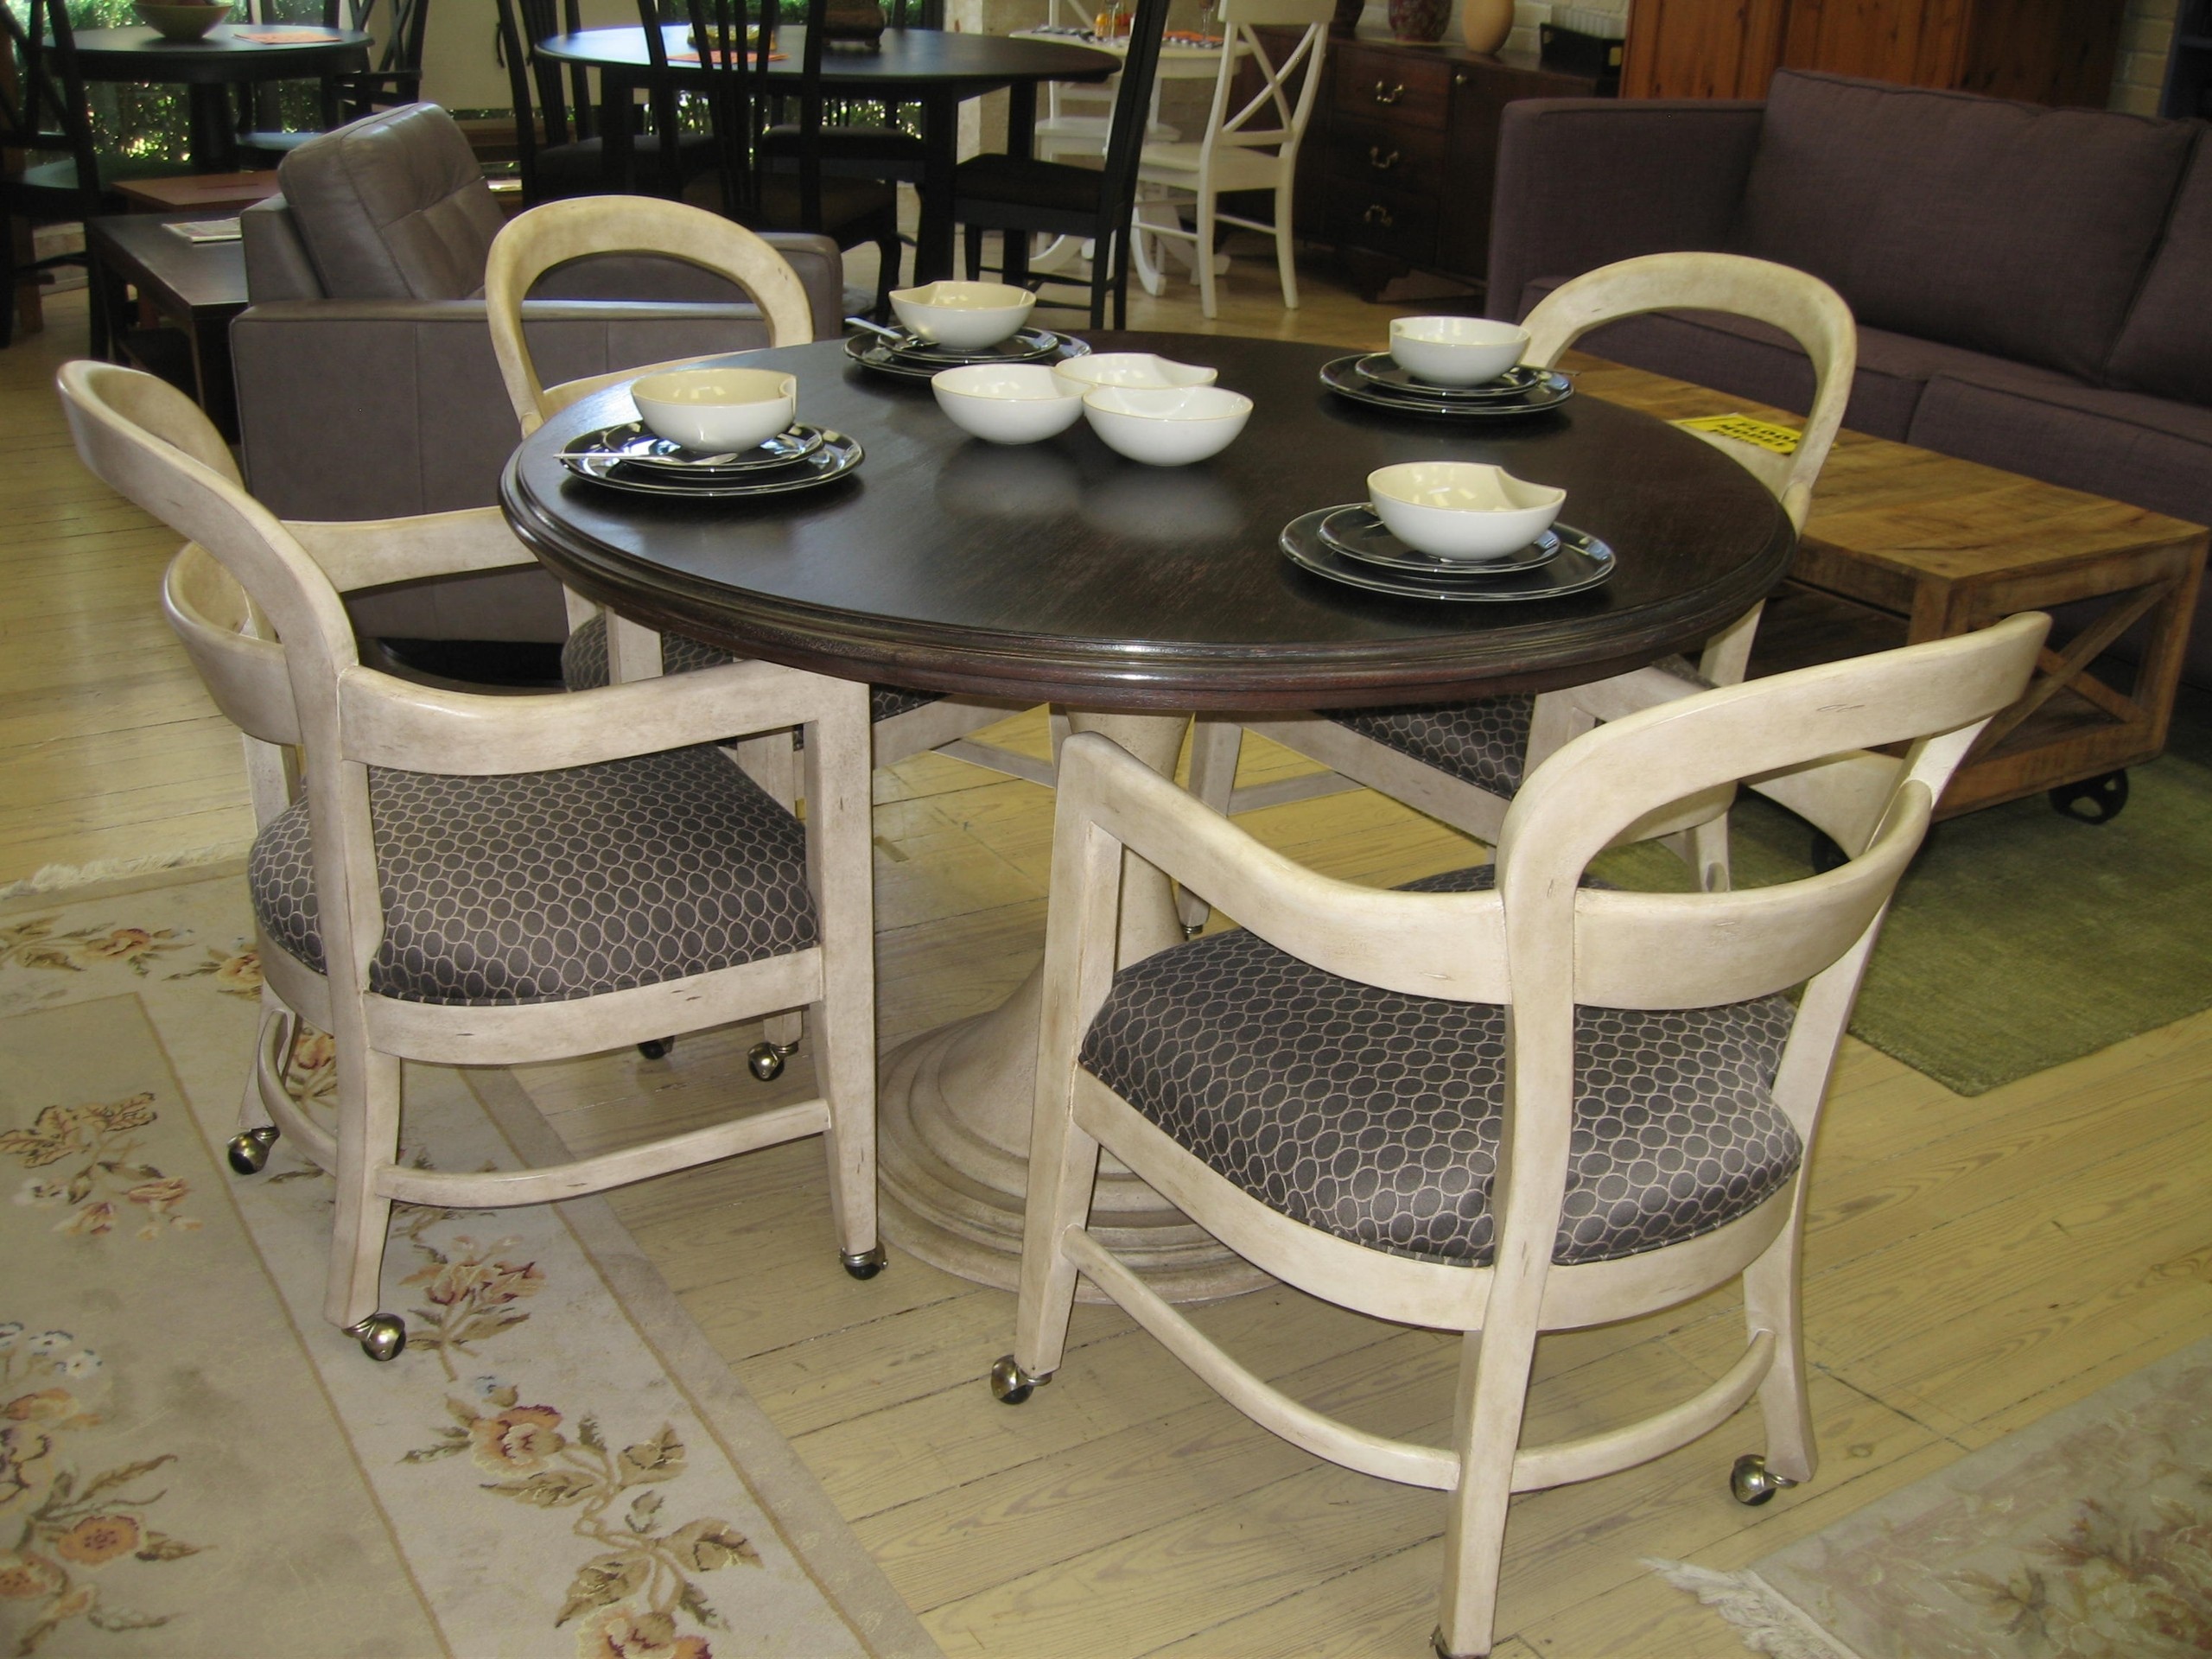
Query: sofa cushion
1732,72,2197,382
277,103,505,302
2104,133,2212,405
1520,277,2078,443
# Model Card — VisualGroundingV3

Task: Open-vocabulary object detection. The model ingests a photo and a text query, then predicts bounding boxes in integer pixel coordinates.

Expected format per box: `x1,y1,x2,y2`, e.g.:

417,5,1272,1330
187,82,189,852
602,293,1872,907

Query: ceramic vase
1460,0,1512,53
1387,0,1448,41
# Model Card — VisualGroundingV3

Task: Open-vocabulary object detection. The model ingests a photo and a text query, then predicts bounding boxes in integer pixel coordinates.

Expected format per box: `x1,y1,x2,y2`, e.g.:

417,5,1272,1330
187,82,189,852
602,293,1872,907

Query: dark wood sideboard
1285,35,1599,301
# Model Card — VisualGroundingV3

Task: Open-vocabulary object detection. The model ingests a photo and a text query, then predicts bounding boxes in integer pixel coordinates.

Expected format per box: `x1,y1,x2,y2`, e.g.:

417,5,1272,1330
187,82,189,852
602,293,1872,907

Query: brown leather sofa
1485,71,2212,681
229,103,847,646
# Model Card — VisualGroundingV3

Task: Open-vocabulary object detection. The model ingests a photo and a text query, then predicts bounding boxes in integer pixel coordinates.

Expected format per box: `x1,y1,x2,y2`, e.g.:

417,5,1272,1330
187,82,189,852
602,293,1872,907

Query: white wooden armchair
1185,253,1858,915
995,613,2045,1657
62,359,885,1363
487,203,1046,760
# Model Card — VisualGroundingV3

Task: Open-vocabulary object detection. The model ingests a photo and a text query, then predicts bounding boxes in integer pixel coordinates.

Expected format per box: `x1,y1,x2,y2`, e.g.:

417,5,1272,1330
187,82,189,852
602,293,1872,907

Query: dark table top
86,215,247,315
69,23,370,81
533,24,1116,93
501,333,1797,710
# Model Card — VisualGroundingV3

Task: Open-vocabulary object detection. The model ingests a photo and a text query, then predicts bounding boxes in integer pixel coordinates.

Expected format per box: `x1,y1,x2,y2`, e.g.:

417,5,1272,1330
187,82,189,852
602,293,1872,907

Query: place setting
558,366,863,498
1280,461,1614,601
1319,315,1574,419
844,281,1094,379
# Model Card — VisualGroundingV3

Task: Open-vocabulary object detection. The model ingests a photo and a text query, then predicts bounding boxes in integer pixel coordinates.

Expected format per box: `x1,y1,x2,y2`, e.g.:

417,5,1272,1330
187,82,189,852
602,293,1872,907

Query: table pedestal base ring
874,707,1270,1304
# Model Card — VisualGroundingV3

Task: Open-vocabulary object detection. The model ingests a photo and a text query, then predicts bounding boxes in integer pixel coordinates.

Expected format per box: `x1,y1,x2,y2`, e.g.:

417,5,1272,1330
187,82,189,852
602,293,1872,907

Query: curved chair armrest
337,656,868,777
284,505,537,592
1052,732,1508,1004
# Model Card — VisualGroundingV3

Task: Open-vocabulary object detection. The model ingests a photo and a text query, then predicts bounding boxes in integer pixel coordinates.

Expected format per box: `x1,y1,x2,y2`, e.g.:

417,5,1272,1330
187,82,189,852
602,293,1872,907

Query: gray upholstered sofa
1485,70,2212,679
229,104,845,646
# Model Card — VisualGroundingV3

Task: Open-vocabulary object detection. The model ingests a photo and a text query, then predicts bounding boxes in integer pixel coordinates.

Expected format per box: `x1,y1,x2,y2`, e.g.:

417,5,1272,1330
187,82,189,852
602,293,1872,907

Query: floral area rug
0,868,939,1659
1654,1335,2212,1658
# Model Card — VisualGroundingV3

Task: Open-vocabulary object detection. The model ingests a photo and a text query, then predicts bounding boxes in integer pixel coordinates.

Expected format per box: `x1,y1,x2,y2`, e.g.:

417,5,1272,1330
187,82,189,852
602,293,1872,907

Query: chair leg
748,1008,804,1081
873,229,901,319
227,988,293,1175
963,223,986,282
1742,1215,1815,1485
1436,1324,1538,1658
1006,1091,1098,1392
1174,716,1243,934
1273,181,1300,310
1195,192,1219,320
324,1043,406,1361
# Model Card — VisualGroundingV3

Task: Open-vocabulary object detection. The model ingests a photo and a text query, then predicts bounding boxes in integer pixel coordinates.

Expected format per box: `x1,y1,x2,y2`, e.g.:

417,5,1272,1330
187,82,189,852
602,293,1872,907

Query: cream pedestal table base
875,709,1271,1302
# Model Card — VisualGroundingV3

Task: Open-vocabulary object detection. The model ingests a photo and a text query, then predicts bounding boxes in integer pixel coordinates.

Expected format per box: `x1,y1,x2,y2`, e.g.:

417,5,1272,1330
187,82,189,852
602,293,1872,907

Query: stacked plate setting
1318,354,1575,419
844,327,1093,380
558,420,864,499
1280,504,1613,601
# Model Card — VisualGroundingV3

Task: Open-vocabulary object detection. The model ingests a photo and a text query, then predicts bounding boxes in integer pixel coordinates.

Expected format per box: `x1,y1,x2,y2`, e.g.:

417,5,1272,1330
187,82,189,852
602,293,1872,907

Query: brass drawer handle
1371,79,1404,105
1362,202,1395,228
1452,68,1467,86
1367,144,1400,170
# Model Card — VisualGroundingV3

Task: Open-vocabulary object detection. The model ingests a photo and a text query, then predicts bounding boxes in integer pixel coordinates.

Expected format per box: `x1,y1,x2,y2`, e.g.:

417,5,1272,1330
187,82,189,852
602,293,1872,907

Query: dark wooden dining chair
234,0,435,161
952,0,1170,327
492,0,715,204
1,0,187,348
665,0,903,314
758,0,931,193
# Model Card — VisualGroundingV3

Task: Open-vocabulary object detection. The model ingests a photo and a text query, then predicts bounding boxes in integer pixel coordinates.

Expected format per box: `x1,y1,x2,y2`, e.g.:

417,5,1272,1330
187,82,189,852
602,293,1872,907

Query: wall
2109,0,2176,111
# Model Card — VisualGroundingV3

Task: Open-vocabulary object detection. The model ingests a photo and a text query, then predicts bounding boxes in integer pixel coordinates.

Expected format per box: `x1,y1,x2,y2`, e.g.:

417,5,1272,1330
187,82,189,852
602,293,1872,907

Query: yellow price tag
1675,413,1802,455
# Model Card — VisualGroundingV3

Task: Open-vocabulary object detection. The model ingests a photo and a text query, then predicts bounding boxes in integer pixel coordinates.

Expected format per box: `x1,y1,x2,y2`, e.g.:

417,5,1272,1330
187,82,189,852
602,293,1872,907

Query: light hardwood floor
9,255,2211,1658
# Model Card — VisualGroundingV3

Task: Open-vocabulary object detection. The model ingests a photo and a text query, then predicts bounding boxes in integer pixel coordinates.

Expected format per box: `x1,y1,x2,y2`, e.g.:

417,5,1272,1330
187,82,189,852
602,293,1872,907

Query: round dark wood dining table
502,330,1797,1299
68,24,372,173
530,26,1116,283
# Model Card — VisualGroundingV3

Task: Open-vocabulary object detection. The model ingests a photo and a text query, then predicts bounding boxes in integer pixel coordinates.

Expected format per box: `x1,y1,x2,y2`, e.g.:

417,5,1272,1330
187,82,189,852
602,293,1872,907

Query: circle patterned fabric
561,614,943,724
1077,864,1802,1269
1322,658,1709,797
249,744,817,1005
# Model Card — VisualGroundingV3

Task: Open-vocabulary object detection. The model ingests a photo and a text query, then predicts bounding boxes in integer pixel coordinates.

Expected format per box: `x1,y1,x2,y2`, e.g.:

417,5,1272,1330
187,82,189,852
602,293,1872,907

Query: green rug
1594,718,2212,1096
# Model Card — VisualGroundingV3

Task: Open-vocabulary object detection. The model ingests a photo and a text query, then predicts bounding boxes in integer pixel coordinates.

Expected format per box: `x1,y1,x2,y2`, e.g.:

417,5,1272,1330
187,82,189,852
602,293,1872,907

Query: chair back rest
1495,613,2045,1019
0,0,98,197
162,543,302,748
666,0,832,221
1200,0,1331,163
484,194,815,432
1096,0,1176,225
1521,252,1856,530
494,0,594,201
275,102,505,300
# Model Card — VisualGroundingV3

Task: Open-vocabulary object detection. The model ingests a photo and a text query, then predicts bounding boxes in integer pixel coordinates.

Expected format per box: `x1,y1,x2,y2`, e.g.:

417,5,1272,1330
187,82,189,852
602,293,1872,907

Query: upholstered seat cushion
1324,658,1710,798
1078,865,1802,1268
249,745,817,1004
559,614,942,723
953,153,1104,215
1326,694,1538,797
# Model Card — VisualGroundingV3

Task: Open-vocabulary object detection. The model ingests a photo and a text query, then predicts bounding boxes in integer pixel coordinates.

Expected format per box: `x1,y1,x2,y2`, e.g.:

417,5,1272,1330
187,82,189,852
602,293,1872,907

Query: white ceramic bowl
630,367,797,453
1082,385,1253,467
931,363,1085,443
1051,353,1219,393
1367,461,1564,560
889,281,1038,350
1388,316,1531,388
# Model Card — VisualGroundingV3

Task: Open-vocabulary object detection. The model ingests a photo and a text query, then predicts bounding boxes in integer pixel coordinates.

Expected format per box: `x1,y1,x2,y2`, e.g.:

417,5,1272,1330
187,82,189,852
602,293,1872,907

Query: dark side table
85,214,249,440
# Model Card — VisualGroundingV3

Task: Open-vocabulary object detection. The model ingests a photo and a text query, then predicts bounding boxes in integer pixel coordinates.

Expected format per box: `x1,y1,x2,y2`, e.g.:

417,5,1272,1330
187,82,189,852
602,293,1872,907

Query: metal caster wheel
638,1037,676,1060
2050,769,2128,823
841,1246,887,1281
346,1313,407,1363
1729,1452,1797,1506
988,1355,1049,1405
747,1038,799,1082
226,1125,279,1175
